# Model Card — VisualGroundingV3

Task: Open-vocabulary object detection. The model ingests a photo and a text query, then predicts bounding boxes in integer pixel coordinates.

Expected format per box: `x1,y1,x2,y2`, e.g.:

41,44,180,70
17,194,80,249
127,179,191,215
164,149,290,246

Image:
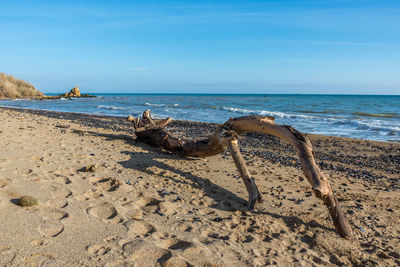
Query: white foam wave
221,107,315,119
355,120,400,132
97,105,127,110
145,102,179,107
152,114,169,119
145,102,165,107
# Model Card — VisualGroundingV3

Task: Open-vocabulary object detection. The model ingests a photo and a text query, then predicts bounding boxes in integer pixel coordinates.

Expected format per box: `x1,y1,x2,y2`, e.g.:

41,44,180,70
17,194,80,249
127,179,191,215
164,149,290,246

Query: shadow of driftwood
81,129,248,208
255,210,336,235
78,129,337,235
118,150,248,208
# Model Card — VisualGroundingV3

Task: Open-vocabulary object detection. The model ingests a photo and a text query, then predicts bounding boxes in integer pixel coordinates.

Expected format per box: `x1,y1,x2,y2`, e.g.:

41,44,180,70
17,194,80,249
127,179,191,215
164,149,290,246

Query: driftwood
128,110,353,239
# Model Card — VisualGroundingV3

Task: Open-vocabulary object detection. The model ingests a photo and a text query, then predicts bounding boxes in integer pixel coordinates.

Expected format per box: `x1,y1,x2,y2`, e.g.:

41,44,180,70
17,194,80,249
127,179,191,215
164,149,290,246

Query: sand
0,107,399,266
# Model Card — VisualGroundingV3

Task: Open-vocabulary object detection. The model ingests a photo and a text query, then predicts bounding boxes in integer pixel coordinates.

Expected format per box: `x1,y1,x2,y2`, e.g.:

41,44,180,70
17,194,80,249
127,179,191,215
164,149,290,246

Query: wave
152,114,169,119
145,102,179,107
352,112,399,119
355,120,400,132
97,105,128,110
219,106,315,119
297,109,341,115
145,102,165,107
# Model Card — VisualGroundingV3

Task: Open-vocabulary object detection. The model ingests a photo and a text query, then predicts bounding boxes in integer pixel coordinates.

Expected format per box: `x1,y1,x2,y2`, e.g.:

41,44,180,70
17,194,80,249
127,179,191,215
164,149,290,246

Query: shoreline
0,106,399,266
1,93,399,143
1,105,399,144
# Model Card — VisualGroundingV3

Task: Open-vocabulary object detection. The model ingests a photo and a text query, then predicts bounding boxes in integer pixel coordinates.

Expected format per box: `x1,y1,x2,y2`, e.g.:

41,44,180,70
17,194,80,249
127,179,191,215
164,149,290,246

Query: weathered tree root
128,110,353,239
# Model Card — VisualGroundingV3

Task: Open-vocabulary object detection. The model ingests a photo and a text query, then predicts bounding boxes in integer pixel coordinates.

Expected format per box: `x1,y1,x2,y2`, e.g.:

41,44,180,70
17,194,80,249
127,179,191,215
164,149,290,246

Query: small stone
85,165,96,172
18,196,38,207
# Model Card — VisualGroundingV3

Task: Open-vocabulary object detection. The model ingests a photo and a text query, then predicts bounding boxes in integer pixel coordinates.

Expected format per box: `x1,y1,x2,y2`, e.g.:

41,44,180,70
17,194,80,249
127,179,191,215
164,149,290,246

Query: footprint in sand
75,190,105,202
158,201,181,216
136,196,162,213
30,239,50,247
104,260,135,267
136,196,162,207
125,220,155,237
53,176,72,185
50,188,72,198
37,220,64,237
159,238,193,250
122,241,172,265
163,256,191,267
25,253,57,266
181,246,220,266
46,198,68,209
129,246,172,266
87,202,121,223
92,177,122,192
41,208,69,220
86,244,112,256
127,207,144,220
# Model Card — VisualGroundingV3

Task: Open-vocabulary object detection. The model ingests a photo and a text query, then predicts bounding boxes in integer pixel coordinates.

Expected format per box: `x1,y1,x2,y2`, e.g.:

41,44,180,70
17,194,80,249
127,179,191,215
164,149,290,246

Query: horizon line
43,92,400,96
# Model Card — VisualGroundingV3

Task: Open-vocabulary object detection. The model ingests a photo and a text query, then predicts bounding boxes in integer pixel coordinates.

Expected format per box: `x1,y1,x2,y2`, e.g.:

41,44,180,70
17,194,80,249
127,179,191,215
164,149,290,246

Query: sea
1,94,399,142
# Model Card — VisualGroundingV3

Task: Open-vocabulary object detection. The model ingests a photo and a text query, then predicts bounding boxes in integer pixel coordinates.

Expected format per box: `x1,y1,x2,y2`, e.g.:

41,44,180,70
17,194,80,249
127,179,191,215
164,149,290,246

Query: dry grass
0,72,43,98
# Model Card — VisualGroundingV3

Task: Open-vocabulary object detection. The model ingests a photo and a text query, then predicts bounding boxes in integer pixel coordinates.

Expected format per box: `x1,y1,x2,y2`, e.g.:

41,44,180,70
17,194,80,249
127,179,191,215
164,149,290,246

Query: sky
0,0,399,94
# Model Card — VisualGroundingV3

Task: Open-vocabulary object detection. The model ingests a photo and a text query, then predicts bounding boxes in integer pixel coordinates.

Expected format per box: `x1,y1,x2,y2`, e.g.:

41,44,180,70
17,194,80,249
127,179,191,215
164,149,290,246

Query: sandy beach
0,106,399,266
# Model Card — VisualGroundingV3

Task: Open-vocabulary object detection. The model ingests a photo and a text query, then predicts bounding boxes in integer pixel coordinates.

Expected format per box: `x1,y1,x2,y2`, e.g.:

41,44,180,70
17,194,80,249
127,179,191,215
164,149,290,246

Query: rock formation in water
61,85,82,98
40,85,96,100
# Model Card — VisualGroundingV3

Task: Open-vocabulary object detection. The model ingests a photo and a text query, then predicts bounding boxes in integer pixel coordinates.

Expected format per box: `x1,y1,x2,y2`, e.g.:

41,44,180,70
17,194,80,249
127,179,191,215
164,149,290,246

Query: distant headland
0,72,43,99
0,72,95,99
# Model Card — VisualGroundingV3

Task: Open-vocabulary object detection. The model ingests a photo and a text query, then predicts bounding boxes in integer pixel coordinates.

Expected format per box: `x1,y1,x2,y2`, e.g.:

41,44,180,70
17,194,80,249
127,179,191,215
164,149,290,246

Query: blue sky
1,0,399,94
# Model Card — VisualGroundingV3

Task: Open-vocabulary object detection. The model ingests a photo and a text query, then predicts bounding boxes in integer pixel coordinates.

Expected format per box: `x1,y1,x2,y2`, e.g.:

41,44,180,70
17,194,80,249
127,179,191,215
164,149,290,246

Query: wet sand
0,107,399,266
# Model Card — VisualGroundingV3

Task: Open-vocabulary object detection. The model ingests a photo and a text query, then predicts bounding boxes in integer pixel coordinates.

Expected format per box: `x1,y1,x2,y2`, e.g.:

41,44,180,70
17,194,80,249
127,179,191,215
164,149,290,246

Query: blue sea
1,94,399,142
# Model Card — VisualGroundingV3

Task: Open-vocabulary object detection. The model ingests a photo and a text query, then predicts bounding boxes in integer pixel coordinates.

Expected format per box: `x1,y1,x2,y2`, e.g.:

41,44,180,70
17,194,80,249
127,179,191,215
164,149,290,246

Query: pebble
85,164,96,172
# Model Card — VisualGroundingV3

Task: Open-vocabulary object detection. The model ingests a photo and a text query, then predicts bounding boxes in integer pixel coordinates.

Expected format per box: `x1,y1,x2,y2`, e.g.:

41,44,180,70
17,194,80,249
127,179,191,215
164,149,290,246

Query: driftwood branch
227,139,262,210
128,110,353,239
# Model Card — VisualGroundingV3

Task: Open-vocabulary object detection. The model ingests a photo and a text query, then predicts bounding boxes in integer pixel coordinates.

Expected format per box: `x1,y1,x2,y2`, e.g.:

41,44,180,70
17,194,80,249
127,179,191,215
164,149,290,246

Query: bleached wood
128,110,353,239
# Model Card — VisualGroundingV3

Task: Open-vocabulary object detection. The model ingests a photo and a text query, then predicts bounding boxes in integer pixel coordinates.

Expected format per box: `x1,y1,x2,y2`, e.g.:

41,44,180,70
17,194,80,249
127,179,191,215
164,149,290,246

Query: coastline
1,94,399,142
1,105,399,142
0,106,399,266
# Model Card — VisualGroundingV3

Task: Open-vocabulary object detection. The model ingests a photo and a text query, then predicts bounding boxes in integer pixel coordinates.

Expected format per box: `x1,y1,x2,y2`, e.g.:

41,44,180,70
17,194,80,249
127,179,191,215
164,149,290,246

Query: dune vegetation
0,72,43,99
